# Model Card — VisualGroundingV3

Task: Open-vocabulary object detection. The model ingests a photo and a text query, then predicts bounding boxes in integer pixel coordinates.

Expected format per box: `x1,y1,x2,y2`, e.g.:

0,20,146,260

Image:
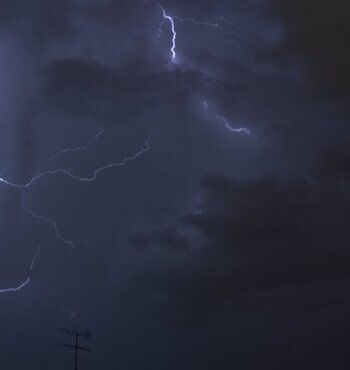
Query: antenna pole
75,334,79,370
57,329,91,370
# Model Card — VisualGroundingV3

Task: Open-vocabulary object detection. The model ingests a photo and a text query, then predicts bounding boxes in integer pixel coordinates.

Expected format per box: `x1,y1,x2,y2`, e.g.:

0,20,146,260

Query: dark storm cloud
1,0,349,369
184,174,350,285
130,227,190,251
316,143,350,182
268,0,350,97
126,171,350,329
0,0,282,160
0,0,74,44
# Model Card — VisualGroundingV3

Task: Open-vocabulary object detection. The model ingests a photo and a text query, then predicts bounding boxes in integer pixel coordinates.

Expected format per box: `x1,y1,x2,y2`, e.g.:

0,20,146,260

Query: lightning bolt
158,4,177,60
39,123,105,172
0,135,151,319
156,6,240,61
0,279,31,294
0,137,151,255
202,101,251,135
22,192,76,249
215,115,251,134
173,16,219,28
0,246,40,294
0,139,151,188
0,1,250,305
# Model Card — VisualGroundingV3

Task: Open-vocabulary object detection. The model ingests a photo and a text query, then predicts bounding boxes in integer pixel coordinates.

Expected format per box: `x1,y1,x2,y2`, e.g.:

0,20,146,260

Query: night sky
0,0,350,369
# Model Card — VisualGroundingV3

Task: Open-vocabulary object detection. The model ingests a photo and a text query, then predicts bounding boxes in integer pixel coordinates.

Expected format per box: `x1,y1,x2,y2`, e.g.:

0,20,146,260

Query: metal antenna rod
57,329,91,370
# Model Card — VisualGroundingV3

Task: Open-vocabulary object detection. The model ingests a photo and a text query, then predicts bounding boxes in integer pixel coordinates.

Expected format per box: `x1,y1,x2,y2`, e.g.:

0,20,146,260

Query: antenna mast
57,329,91,370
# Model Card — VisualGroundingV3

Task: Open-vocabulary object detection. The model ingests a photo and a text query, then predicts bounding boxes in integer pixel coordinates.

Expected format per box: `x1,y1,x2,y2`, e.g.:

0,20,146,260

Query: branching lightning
0,279,31,294
0,133,150,252
158,4,177,60
155,2,247,64
173,16,219,28
156,4,242,62
39,123,105,172
202,101,251,135
0,246,40,294
22,192,76,249
0,138,151,189
30,245,41,270
215,115,251,134
0,137,150,256
0,1,250,306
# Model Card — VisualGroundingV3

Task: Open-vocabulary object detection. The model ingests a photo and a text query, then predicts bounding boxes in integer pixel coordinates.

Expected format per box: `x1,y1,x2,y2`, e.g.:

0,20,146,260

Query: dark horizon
0,0,349,369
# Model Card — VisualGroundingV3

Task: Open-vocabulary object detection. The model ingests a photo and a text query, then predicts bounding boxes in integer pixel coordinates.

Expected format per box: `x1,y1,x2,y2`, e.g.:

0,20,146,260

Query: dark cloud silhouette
268,0,350,97
0,0,349,369
127,172,350,324
316,144,350,182
130,227,190,251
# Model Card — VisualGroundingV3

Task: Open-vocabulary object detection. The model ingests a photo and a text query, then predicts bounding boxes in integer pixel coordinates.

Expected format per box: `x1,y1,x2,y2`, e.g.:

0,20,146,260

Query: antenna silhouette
57,329,91,370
